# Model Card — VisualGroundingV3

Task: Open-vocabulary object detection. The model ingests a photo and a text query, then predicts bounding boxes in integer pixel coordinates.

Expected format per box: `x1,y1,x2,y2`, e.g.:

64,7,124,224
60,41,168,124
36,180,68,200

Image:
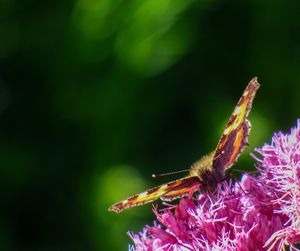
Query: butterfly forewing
108,176,200,213
213,77,260,171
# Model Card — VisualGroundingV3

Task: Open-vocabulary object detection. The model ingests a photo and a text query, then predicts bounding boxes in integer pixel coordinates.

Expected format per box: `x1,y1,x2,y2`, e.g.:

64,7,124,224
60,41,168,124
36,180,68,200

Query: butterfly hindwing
108,176,200,213
213,77,260,171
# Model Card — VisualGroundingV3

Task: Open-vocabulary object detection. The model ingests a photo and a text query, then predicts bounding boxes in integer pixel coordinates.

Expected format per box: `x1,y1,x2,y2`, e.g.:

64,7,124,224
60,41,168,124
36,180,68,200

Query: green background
1,0,299,250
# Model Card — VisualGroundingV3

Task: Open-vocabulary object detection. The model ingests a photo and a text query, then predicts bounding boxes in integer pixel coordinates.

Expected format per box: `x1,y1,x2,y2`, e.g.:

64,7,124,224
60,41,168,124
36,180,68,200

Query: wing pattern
213,77,260,171
108,176,200,213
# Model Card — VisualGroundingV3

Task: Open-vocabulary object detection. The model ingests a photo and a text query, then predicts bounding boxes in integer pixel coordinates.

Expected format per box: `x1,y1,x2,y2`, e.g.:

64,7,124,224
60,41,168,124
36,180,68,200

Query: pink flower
129,120,300,251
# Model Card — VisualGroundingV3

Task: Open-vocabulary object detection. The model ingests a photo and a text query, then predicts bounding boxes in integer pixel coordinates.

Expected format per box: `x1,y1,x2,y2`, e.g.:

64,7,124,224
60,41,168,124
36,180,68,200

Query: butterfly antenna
232,169,259,174
152,169,190,178
153,151,225,178
213,150,225,160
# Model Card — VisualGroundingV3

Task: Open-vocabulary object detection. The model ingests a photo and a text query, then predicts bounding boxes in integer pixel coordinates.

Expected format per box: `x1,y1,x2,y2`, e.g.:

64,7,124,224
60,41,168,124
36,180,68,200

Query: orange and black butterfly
108,78,260,213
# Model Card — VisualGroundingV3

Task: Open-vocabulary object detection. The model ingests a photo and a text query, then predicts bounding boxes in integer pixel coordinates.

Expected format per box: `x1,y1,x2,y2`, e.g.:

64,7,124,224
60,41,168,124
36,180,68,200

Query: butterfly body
108,78,260,213
189,152,220,187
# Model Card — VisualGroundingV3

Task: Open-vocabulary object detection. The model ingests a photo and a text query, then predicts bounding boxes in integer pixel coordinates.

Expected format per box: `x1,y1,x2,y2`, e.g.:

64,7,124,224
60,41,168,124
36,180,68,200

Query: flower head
129,120,300,251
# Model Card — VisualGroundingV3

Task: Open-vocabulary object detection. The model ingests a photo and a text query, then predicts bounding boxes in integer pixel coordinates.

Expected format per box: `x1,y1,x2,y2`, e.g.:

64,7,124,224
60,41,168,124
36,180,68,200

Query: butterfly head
189,152,222,186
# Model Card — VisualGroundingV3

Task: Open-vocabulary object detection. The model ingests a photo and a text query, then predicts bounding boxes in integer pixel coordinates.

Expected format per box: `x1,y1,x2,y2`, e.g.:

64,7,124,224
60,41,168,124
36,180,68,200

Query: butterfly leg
187,184,200,200
227,172,250,196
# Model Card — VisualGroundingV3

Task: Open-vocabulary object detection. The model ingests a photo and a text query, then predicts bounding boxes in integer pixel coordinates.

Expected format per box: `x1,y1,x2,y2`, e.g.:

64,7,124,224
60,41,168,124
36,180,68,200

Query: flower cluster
129,120,300,251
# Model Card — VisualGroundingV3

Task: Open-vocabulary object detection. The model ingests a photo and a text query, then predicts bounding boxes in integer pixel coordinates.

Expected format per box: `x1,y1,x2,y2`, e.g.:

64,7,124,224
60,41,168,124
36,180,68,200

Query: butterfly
108,78,260,213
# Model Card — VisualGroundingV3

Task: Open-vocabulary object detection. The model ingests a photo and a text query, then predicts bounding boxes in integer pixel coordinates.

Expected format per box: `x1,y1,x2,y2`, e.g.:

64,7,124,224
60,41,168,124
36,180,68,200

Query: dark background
1,0,299,250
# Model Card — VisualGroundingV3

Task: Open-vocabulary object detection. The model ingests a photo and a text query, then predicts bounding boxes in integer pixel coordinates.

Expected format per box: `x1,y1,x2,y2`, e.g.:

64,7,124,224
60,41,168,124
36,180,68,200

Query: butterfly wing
213,77,260,172
108,176,200,213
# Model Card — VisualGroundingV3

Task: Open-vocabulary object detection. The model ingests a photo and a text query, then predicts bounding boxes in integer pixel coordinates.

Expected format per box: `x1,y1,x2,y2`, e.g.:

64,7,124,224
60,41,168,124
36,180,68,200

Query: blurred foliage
0,0,300,250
